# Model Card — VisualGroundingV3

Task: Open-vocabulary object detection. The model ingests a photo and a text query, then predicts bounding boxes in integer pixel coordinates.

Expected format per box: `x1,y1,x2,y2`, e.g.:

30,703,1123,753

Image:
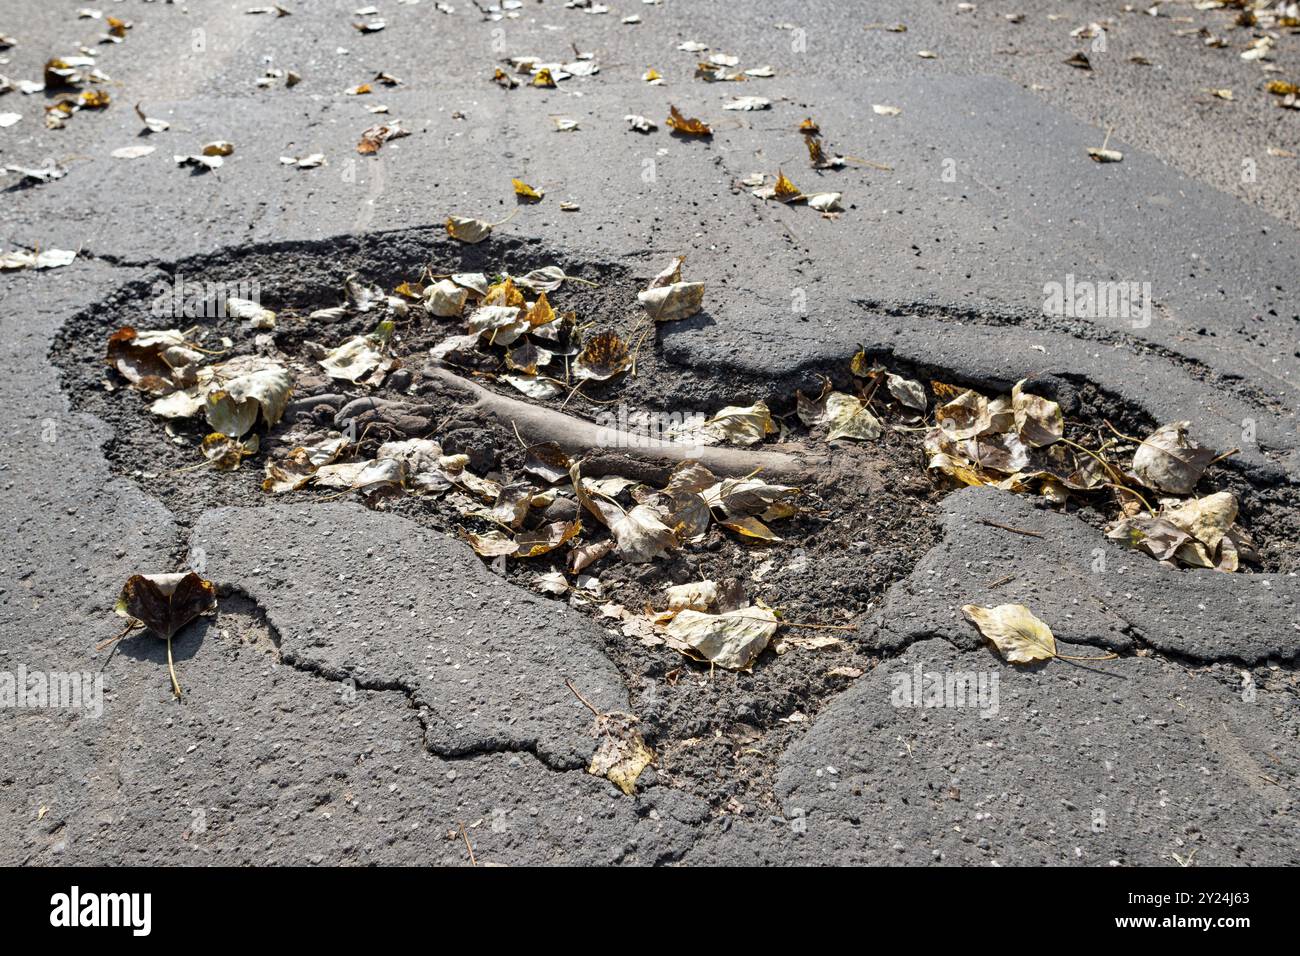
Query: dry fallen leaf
114,571,217,699
201,432,259,470
262,435,348,494
319,334,386,384
798,388,883,442
174,153,223,171
961,603,1056,664
134,102,170,132
723,96,771,111
666,104,711,136
0,247,77,270
512,178,544,202
571,461,676,563
573,330,631,381
112,145,155,159
280,152,325,168
1161,491,1236,553
203,356,292,437
1087,147,1123,163
670,401,775,447
446,215,495,244
935,389,992,440
424,279,468,317
637,265,704,322
773,169,802,202
586,710,654,795
357,121,409,154
664,605,779,670
1131,421,1214,495
105,327,193,392
1011,379,1063,447
532,570,570,595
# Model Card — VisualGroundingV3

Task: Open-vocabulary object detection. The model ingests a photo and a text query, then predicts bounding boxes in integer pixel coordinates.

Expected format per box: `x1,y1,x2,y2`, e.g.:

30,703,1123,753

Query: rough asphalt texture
1,1,1297,865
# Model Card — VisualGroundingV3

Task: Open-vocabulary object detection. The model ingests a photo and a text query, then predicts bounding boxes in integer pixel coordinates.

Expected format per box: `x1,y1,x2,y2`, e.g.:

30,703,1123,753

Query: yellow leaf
666,104,711,136
483,275,524,308
805,135,826,166
774,169,802,202
721,515,782,542
512,178,543,201
201,432,257,471
927,452,990,487
525,291,555,326
961,604,1057,664
446,215,492,244
588,712,654,795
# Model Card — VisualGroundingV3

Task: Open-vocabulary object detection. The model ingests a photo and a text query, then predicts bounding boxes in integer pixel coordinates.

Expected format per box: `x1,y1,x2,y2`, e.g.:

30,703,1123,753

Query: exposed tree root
423,365,827,480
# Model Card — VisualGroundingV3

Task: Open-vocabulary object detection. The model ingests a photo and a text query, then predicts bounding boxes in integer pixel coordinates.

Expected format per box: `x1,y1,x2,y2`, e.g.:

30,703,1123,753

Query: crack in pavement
224,583,583,772
851,296,1295,415
185,503,632,773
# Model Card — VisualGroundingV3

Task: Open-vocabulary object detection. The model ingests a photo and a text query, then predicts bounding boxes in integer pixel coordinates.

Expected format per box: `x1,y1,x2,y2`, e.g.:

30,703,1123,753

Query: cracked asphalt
1,0,1298,866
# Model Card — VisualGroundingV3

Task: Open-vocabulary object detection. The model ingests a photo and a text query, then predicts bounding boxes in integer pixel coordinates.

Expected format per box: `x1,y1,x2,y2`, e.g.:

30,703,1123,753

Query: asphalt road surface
1,0,1297,866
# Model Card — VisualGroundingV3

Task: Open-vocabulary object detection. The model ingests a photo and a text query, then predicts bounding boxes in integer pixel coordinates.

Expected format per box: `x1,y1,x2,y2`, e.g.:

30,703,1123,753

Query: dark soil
49,228,1298,815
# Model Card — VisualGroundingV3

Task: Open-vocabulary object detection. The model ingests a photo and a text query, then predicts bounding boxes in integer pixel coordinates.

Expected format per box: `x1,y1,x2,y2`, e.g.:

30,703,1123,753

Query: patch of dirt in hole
50,234,640,525
208,592,282,659
50,235,1297,810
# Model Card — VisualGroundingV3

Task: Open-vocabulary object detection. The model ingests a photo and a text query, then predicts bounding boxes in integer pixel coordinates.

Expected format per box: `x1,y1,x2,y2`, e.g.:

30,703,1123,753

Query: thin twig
559,379,585,411
564,677,602,716
628,318,654,377
977,518,1045,539
96,620,141,652
1057,436,1125,486
1104,481,1156,517
458,821,477,866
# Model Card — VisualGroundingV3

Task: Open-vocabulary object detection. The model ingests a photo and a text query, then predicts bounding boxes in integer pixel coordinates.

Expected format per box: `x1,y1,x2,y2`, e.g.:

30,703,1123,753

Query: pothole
50,231,1299,814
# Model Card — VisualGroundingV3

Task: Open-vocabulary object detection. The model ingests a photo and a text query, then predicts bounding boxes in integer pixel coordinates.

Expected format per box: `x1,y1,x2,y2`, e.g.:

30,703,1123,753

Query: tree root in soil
422,364,827,480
